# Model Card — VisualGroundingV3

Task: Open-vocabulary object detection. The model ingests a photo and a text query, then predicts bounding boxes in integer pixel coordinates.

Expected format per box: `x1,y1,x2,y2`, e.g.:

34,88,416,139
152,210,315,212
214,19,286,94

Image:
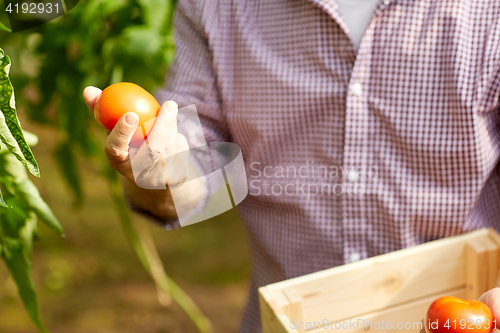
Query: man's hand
83,86,204,222
479,288,500,331
83,86,190,189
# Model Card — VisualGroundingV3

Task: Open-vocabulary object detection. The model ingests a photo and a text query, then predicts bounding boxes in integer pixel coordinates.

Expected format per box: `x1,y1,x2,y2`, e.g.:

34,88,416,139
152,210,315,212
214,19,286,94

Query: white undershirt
336,0,380,51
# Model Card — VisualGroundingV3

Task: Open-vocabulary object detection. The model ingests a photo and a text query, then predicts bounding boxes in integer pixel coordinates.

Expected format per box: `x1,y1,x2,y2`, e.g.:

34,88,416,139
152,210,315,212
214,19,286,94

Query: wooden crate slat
306,288,466,333
273,291,294,318
260,287,294,333
487,228,500,287
465,239,488,299
283,289,303,332
479,235,499,290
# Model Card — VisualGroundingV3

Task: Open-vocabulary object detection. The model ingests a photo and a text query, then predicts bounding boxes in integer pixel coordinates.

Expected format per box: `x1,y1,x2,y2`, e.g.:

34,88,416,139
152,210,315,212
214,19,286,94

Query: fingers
115,100,190,188
137,100,179,161
148,100,179,151
176,132,190,153
163,133,190,186
104,112,139,175
479,288,500,329
131,132,190,189
130,132,182,190
83,86,102,115
131,103,178,183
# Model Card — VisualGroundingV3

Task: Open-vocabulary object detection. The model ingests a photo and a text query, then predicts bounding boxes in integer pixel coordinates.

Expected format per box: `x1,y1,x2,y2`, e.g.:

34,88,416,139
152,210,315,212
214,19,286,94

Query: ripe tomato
94,82,160,146
426,296,493,333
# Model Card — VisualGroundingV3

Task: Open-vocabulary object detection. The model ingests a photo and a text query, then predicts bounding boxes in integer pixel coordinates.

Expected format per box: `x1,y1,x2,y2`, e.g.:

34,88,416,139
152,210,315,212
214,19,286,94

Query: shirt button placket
343,69,369,264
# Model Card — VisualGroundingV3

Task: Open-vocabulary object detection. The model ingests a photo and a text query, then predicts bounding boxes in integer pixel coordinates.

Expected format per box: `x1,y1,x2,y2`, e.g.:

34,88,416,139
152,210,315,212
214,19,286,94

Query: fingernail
125,113,139,126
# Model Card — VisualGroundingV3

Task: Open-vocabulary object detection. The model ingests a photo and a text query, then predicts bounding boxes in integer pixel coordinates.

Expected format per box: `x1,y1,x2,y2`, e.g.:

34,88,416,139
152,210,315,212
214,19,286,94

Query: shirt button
346,169,360,183
349,252,361,262
350,82,363,97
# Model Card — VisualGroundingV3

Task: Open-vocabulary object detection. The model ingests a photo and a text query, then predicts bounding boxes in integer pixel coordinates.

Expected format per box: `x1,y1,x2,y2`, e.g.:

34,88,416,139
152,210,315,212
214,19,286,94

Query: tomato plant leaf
13,178,63,235
0,153,63,235
19,212,37,260
0,188,7,207
0,48,39,177
0,196,30,236
0,213,49,333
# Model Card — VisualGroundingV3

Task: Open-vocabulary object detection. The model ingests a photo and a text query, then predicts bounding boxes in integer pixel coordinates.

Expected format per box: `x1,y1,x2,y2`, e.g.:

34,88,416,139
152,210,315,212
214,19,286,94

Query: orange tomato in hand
94,82,160,146
426,296,493,333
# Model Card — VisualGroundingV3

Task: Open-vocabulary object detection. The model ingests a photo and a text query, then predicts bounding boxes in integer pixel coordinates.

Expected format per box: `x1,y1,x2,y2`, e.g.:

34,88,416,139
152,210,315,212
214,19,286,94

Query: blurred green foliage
1,0,177,202
0,1,219,332
0,48,63,333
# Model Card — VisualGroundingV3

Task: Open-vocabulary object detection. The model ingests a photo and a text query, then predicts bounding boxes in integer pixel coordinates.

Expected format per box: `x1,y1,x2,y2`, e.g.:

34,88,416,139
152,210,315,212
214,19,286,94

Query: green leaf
0,130,37,156
0,197,30,236
0,188,7,207
81,0,128,27
20,212,37,256
0,21,11,33
13,178,63,235
0,153,63,235
0,175,15,196
0,236,22,259
118,26,163,58
0,214,49,333
0,48,39,177
137,0,170,32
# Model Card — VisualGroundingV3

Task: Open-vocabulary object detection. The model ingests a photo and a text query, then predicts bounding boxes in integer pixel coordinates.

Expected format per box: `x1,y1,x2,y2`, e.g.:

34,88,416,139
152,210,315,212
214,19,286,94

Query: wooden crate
259,228,500,333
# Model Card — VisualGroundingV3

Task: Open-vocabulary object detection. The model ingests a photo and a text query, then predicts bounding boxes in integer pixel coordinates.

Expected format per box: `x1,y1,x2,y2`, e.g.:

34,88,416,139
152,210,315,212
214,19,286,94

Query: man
83,0,500,332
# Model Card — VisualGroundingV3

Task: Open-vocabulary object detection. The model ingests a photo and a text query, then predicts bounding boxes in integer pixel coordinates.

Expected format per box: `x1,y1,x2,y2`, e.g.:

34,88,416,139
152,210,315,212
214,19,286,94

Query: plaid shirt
155,0,500,332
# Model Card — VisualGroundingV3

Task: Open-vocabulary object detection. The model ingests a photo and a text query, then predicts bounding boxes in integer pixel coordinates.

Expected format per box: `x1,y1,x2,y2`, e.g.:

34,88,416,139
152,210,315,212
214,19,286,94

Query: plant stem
108,176,213,333
138,227,172,306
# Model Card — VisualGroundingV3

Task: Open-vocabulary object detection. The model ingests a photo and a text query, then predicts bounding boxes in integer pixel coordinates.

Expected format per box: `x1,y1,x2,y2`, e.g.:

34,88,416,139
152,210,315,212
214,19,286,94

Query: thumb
105,112,140,163
83,86,102,115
